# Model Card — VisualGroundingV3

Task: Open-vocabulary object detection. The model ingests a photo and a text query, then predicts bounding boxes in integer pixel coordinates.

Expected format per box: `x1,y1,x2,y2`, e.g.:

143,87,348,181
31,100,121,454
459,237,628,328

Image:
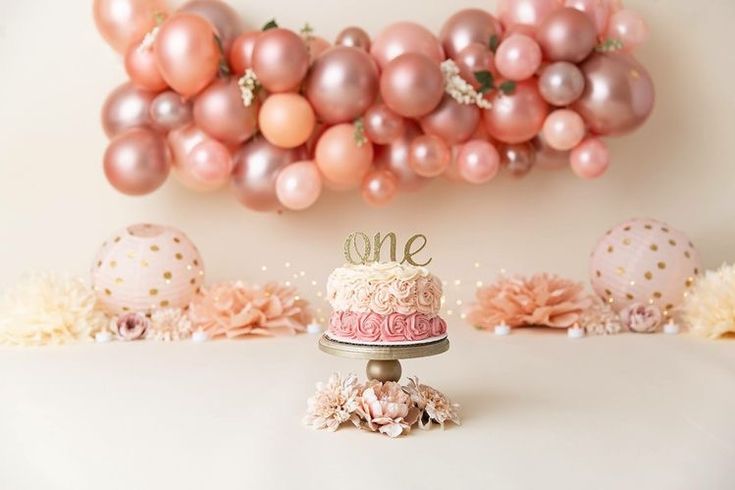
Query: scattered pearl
95,331,113,343
192,330,209,343
494,322,511,336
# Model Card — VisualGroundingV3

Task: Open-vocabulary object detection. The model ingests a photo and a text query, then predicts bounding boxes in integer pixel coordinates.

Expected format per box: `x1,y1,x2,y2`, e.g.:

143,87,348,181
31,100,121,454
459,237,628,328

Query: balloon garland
95,0,654,211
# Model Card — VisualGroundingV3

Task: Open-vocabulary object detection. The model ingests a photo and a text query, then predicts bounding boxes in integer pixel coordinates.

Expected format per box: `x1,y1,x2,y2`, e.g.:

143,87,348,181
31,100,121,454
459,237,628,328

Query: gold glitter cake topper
343,232,432,266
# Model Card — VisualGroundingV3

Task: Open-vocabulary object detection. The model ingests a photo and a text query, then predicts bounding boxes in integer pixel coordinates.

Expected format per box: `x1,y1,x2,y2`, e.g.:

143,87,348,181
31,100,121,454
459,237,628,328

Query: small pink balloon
149,91,192,131
180,139,234,191
104,128,170,195
259,93,316,149
336,26,371,51
193,77,258,144
306,36,331,64
536,7,598,63
570,137,609,179
168,123,208,170
252,28,310,93
275,161,323,211
178,0,243,53
93,0,166,53
370,21,445,70
229,31,259,75
315,123,374,191
420,95,480,145
495,34,543,81
456,140,500,184
455,43,497,89
440,8,503,59
374,123,429,192
409,134,451,177
538,61,585,106
125,42,168,92
499,142,536,177
542,109,586,150
564,0,613,35
497,0,563,29
380,53,444,118
364,104,406,145
607,9,650,51
483,80,550,144
361,169,399,207
101,82,156,138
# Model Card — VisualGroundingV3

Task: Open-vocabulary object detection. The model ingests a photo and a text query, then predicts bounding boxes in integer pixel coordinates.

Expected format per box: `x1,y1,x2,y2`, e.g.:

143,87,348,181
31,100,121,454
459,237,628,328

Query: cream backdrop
0,0,733,297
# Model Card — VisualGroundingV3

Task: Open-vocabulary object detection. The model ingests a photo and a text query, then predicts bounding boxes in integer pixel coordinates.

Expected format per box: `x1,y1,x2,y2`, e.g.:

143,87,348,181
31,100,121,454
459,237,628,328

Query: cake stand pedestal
318,335,450,382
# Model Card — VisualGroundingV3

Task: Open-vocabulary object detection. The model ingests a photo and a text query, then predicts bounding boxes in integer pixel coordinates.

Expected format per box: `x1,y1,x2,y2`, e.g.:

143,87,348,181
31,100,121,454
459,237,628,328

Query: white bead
567,327,585,339
306,322,322,335
95,331,112,343
494,323,511,336
191,330,209,343
663,321,680,335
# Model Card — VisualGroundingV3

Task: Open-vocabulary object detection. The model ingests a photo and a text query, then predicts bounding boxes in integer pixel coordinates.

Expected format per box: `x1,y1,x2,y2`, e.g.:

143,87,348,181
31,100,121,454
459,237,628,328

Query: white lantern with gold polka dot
91,224,205,315
590,218,701,316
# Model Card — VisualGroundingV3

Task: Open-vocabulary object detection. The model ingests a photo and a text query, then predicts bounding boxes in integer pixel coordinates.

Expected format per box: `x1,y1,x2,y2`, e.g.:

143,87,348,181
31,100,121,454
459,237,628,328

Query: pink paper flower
357,380,419,438
621,302,662,333
304,373,361,432
114,312,149,340
403,376,461,429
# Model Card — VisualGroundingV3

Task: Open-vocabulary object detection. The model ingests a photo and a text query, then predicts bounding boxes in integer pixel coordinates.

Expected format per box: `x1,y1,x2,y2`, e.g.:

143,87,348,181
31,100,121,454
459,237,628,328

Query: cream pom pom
682,264,735,339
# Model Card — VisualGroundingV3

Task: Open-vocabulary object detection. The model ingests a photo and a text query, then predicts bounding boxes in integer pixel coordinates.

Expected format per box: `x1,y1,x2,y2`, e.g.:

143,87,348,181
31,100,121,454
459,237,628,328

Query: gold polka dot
163,272,172,280
193,259,199,266
653,292,662,299
685,278,694,288
623,226,631,231
662,227,670,233
595,270,601,278
626,293,634,300
127,251,136,259
141,260,149,268
115,277,124,285
623,238,631,245
150,245,160,252
173,237,181,243
104,288,112,296
688,241,694,248
114,236,121,243
196,287,202,294
160,300,170,307
607,245,614,253
665,304,674,310
149,288,159,296
657,262,666,270
644,271,653,280
97,260,102,268
616,267,625,276
694,268,699,275
650,244,658,251
190,278,196,285
175,253,183,260
110,261,118,268
644,224,653,230
684,251,691,259
122,307,130,312
668,239,677,246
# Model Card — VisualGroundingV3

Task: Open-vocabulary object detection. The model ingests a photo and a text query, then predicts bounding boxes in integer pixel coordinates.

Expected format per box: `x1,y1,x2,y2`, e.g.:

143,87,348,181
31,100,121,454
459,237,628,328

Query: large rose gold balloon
336,27,371,51
150,91,192,131
179,0,243,53
305,47,379,124
371,22,445,70
361,169,398,207
364,104,405,145
572,52,655,135
125,43,168,92
229,31,259,75
380,53,444,119
101,82,156,138
455,43,497,89
252,28,310,93
497,0,562,29
440,9,502,59
538,61,585,106
537,7,597,63
499,142,536,177
231,138,305,212
154,13,220,97
483,80,549,143
104,128,170,195
193,78,258,144
93,0,166,53
374,123,429,192
420,95,480,145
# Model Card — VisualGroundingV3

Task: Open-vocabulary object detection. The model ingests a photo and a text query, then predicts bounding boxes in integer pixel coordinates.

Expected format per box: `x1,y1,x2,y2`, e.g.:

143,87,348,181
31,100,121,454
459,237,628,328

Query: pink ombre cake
325,262,447,345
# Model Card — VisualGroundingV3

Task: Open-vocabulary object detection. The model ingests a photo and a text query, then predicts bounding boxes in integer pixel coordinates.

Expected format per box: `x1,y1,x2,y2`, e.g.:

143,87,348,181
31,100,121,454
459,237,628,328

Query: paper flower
147,308,192,341
0,273,108,346
357,380,419,438
189,281,313,338
304,372,362,432
112,312,149,340
403,376,460,429
577,296,624,336
620,302,662,333
467,273,591,330
683,264,735,338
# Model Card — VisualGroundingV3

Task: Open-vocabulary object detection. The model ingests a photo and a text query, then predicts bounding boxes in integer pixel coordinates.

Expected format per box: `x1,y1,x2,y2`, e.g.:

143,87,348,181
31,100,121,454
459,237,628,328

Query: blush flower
113,312,149,340
304,373,361,432
357,380,419,438
403,376,461,430
621,302,662,333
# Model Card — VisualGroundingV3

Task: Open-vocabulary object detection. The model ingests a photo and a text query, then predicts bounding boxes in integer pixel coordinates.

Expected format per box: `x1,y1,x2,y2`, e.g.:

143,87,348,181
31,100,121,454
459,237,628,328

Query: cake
325,262,447,345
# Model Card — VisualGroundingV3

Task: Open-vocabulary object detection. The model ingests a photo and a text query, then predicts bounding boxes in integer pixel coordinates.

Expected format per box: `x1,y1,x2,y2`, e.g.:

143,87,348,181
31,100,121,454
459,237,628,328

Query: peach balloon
101,82,156,138
497,0,563,29
259,93,316,149
361,169,399,207
93,0,166,53
495,34,543,81
607,9,650,51
542,109,586,150
420,95,480,145
380,53,444,118
570,137,609,179
193,78,259,144
104,128,170,196
275,161,323,210
125,42,167,92
370,21,445,70
456,140,500,184
315,124,374,191
229,31,259,75
252,28,310,93
154,13,220,97
179,139,234,191
483,80,549,143
409,135,451,177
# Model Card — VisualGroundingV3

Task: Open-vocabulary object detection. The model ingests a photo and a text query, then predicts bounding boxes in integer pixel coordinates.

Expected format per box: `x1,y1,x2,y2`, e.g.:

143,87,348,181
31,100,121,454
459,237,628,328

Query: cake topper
343,232,432,266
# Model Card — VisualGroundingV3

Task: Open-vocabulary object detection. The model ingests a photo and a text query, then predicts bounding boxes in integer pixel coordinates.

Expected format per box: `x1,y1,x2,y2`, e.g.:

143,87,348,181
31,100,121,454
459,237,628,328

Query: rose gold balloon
104,128,170,195
336,26,371,51
498,0,562,29
149,91,192,131
364,104,405,145
125,43,168,92
306,36,331,64
179,0,243,53
374,123,429,192
179,139,233,191
536,7,597,62
456,139,500,184
154,13,220,97
440,8,502,59
361,169,398,207
371,21,445,70
570,137,609,178
168,124,208,166
252,28,310,93
409,134,451,177
499,142,536,177
538,61,585,106
572,52,655,135
483,79,549,143
101,82,156,138
564,0,613,35
93,0,166,53
455,43,497,89
229,31,259,75
607,9,650,51
380,53,444,118
420,95,480,145
532,134,569,169
315,123,374,191
231,138,305,212
193,78,258,144
305,46,379,124
275,161,323,211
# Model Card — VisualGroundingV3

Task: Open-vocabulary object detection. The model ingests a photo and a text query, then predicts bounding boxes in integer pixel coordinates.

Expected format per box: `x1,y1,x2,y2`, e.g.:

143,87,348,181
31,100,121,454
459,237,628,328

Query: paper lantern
91,224,204,315
589,218,701,316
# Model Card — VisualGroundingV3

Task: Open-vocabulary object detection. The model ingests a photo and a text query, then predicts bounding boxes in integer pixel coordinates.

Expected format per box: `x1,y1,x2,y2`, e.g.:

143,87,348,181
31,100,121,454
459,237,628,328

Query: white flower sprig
441,59,493,110
238,69,260,107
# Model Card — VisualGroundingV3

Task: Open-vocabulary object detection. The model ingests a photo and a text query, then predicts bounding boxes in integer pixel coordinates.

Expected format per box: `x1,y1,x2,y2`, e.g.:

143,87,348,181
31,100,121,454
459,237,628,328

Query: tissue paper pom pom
683,264,735,339
147,308,192,341
303,372,362,432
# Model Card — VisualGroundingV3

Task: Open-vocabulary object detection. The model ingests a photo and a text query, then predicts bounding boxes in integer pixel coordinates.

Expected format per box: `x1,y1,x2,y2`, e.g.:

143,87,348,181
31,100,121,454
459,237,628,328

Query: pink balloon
409,135,451,177
483,80,549,144
193,78,258,144
536,7,598,63
440,8,502,59
497,0,563,29
420,95,480,145
315,124,374,191
178,0,243,53
564,0,613,35
532,134,570,169
380,53,444,118
361,169,399,207
149,91,192,131
229,31,259,75
542,109,586,150
104,128,170,195
168,123,208,169
455,43,497,89
499,142,537,177
101,82,156,138
374,123,429,192
336,27,371,51
275,161,323,210
538,61,585,106
125,42,168,92
154,13,220,97
570,137,609,179
456,140,500,184
93,0,166,53
179,139,233,191
306,36,332,65
495,34,543,81
607,9,650,51
370,21,445,70
364,104,406,145
252,28,310,93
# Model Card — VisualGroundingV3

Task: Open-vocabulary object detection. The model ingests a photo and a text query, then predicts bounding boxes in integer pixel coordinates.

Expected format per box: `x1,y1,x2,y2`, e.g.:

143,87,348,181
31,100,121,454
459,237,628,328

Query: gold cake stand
318,335,450,382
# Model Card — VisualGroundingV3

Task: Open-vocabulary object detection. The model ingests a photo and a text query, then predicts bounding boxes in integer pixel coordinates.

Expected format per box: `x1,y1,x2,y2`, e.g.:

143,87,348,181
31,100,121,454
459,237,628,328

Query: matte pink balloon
532,134,570,169
420,95,480,145
275,161,323,210
149,91,192,131
229,31,259,75
409,135,451,177
315,124,374,191
537,7,597,63
305,46,379,124
564,0,613,35
495,34,543,81
370,22,444,70
374,123,429,192
483,80,550,143
607,9,650,51
125,42,168,92
104,128,170,195
380,53,444,118
538,61,585,106
570,137,609,179
542,109,586,150
193,78,258,144
497,0,562,29
364,104,405,145
455,43,497,89
252,28,310,93
179,0,243,53
93,0,166,53
361,169,399,207
101,82,156,138
180,139,233,191
440,9,502,59
259,93,315,149
336,27,371,51
154,13,220,97
456,140,500,184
